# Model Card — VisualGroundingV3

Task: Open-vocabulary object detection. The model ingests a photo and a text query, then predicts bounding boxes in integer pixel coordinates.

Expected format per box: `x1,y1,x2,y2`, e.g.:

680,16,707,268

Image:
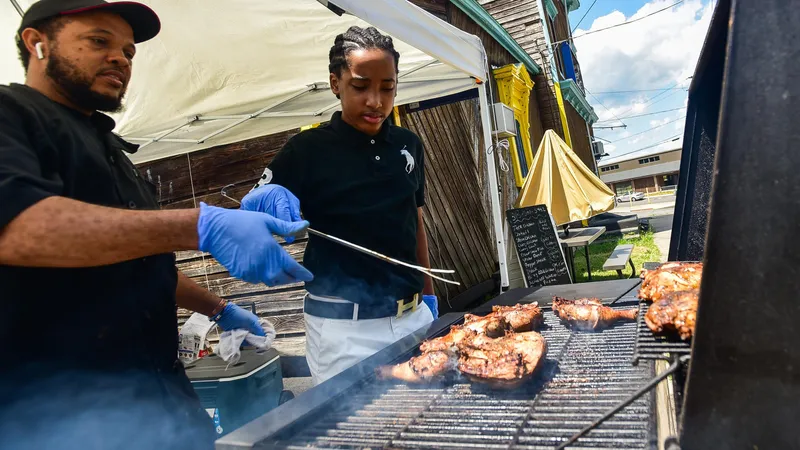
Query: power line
593,87,686,95
597,106,686,121
609,116,686,143
614,78,687,119
585,87,627,128
600,134,682,162
555,0,685,46
571,0,599,33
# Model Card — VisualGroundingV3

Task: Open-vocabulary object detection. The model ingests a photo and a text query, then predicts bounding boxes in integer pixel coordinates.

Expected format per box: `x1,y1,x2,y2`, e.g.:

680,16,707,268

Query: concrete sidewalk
647,214,673,262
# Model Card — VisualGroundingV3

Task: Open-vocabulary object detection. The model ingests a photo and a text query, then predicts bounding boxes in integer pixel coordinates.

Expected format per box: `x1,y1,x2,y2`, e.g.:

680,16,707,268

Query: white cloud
649,117,671,127
576,0,714,93
576,0,715,156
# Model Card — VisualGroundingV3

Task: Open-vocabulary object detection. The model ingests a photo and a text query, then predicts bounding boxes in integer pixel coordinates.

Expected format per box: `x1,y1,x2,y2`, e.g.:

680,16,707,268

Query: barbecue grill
217,280,678,450
215,0,800,447
631,304,691,365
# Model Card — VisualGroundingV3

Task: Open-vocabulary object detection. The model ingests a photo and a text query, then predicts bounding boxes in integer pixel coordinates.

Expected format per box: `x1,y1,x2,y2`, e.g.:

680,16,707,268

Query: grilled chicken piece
463,313,506,337
462,302,543,337
419,325,475,353
645,290,698,340
639,262,703,302
383,304,546,386
492,303,543,332
376,350,458,383
457,332,547,389
552,297,638,331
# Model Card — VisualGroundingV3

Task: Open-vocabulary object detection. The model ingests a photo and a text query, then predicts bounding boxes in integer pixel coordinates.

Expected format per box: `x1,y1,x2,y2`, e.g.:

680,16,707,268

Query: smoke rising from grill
0,369,214,450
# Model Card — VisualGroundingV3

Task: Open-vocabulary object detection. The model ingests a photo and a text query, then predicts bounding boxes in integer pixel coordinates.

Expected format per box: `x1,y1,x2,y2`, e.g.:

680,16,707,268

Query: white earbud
35,42,44,60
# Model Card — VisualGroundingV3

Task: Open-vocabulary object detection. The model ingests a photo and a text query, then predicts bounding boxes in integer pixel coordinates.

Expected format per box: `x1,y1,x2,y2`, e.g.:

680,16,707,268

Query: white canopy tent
3,0,510,288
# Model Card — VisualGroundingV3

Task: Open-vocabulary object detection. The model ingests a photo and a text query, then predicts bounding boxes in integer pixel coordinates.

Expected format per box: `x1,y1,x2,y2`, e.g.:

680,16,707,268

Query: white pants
304,295,434,385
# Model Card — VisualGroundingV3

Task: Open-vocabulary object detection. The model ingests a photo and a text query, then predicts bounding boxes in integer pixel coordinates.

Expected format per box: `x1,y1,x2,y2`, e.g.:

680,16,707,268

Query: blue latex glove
197,202,313,286
213,303,265,336
422,294,439,319
241,185,302,243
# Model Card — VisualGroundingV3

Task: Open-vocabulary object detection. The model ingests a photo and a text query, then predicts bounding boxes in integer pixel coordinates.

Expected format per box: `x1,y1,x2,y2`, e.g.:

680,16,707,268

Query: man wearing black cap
0,2,313,449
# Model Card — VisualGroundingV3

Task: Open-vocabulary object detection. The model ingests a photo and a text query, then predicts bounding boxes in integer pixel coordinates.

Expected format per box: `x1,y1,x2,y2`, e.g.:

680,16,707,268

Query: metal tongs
306,228,460,286
221,185,460,286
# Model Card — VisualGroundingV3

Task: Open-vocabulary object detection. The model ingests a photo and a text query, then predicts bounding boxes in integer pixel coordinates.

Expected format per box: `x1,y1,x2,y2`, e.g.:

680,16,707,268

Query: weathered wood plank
406,111,481,288
180,310,305,336
271,335,307,357
413,104,494,278
175,237,307,263
177,289,306,320
407,0,447,18
177,241,307,278
135,130,297,206
437,104,496,264
428,105,493,272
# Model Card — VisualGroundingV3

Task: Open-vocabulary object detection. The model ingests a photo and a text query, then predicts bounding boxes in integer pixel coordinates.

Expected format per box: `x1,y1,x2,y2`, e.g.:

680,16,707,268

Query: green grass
570,232,661,282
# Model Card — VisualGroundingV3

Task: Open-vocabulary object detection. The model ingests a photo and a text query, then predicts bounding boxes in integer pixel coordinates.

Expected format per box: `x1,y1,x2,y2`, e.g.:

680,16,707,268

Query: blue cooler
186,347,293,436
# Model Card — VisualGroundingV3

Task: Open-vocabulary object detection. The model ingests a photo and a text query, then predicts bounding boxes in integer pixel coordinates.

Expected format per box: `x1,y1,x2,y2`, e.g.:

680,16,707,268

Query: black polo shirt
268,111,425,307
0,84,211,447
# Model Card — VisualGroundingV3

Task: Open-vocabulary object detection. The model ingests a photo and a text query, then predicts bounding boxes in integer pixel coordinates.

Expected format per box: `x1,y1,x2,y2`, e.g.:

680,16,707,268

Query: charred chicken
552,297,638,331
492,303,544,332
378,303,545,387
462,302,544,337
375,350,457,383
457,331,547,389
639,262,703,302
645,289,698,340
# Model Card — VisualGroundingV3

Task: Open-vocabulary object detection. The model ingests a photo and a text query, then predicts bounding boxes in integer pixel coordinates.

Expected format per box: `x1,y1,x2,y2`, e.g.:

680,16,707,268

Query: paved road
613,193,676,218
610,195,675,262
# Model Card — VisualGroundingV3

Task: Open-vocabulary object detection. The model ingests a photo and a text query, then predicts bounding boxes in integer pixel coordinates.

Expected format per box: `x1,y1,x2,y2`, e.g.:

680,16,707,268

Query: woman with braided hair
241,26,438,384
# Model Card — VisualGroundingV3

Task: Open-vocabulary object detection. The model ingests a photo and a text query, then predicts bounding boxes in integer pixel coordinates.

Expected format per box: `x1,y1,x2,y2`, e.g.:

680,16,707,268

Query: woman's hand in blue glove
240,185,302,243
213,303,265,336
197,202,313,286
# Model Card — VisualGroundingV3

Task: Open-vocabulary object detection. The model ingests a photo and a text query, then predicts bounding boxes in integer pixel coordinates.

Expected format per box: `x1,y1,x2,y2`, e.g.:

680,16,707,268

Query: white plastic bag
178,313,217,364
216,319,276,367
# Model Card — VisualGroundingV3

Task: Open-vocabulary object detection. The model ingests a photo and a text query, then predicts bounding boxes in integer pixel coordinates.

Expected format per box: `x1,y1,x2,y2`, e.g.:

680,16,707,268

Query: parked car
616,192,645,203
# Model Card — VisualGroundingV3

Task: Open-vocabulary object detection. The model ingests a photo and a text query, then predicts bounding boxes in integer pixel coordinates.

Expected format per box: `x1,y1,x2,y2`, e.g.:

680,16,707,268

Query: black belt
304,293,422,320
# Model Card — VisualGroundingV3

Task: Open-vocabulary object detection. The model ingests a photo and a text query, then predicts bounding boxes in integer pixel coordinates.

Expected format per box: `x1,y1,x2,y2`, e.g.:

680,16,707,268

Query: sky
567,0,716,163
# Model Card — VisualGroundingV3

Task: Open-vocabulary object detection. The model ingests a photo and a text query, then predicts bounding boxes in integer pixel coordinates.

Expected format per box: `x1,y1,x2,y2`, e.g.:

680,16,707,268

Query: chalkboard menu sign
507,205,571,287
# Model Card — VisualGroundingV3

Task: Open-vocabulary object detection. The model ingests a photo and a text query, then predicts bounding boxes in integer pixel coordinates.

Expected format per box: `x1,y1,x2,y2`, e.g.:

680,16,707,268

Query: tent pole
10,0,24,16
478,82,509,290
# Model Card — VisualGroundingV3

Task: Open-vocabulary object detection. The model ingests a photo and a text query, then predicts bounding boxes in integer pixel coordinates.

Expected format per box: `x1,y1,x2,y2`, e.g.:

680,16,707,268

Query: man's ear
329,72,340,99
21,28,46,60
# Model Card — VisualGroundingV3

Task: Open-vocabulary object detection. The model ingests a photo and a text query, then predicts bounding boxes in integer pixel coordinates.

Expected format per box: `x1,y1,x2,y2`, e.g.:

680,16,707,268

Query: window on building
614,182,633,196
514,119,529,179
638,156,661,165
600,164,619,172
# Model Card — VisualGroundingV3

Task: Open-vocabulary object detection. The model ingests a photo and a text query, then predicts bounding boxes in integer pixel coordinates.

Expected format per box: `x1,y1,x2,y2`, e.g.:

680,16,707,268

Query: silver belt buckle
396,294,419,319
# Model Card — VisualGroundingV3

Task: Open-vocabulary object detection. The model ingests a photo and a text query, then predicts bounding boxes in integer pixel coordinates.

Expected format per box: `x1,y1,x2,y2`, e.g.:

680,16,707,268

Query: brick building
598,148,681,195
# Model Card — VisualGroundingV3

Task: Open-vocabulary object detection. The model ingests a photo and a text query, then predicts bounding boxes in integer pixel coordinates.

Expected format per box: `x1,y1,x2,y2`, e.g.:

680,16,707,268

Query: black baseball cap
18,0,161,43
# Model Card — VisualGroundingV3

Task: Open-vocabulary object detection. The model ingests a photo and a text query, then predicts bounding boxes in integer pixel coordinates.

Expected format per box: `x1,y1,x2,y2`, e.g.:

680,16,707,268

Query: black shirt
0,84,212,448
268,111,425,306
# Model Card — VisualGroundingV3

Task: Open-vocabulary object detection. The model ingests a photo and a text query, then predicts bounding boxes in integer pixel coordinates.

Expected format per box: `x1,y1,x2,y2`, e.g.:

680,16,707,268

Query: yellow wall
493,64,535,187
553,81,573,148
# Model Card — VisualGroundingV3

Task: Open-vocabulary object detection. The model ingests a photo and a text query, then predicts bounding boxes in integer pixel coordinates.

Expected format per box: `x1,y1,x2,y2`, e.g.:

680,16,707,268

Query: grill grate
632,302,692,364
272,301,655,450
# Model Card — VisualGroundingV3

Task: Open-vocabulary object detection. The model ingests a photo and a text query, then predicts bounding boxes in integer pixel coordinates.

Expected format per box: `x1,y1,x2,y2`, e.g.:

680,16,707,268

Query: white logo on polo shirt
253,167,273,190
400,145,415,174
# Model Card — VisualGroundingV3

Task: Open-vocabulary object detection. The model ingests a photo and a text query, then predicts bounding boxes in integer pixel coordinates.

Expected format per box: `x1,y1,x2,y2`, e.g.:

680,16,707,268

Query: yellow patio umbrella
516,130,615,225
